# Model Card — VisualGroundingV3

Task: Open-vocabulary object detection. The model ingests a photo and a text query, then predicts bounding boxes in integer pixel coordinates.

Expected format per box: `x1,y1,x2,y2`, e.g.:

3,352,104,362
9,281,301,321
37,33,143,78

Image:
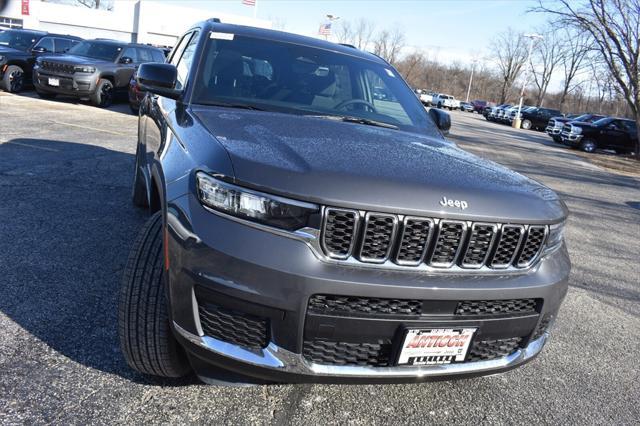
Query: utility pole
513,33,543,129
465,59,478,103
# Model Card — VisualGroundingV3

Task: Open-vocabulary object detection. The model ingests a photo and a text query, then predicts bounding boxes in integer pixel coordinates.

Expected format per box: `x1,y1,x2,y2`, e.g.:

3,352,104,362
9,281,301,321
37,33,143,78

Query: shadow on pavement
0,138,192,385
15,89,133,115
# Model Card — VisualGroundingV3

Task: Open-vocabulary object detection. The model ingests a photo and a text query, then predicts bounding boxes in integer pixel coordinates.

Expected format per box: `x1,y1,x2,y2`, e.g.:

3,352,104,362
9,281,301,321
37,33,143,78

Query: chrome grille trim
516,225,548,268
428,220,468,268
490,225,525,269
395,217,434,266
358,212,399,263
320,208,360,260
461,222,498,269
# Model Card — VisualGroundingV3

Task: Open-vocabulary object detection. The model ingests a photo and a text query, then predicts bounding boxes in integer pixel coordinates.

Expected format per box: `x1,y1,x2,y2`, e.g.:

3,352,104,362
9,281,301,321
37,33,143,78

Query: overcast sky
172,0,549,65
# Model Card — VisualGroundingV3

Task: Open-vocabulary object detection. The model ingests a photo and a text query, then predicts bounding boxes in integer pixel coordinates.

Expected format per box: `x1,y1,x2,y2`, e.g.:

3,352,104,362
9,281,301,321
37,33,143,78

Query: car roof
193,20,388,65
84,39,163,49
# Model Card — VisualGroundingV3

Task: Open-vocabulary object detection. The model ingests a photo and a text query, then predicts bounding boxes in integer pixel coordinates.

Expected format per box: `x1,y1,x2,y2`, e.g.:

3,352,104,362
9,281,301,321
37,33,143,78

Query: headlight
196,172,318,231
544,221,565,254
572,126,582,134
0,55,5,62
74,65,96,73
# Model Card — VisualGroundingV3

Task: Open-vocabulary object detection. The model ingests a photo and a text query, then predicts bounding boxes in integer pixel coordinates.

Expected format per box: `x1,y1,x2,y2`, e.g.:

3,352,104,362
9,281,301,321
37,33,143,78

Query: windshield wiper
309,114,398,130
201,101,265,111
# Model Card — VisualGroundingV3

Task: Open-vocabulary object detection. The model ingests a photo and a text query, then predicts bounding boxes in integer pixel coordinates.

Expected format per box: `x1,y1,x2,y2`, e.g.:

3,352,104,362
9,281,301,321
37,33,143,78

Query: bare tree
556,29,592,110
335,19,375,50
530,28,563,107
535,0,640,156
490,29,528,104
373,26,405,65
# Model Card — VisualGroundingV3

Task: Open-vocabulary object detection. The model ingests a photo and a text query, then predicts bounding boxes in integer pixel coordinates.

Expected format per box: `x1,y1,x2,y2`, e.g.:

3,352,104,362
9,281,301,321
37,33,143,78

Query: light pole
513,33,543,129
465,59,478,103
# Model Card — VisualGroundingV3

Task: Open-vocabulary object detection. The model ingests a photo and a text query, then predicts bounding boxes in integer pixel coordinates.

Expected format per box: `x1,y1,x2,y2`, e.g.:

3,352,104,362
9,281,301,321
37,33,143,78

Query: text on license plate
48,78,60,87
397,328,476,366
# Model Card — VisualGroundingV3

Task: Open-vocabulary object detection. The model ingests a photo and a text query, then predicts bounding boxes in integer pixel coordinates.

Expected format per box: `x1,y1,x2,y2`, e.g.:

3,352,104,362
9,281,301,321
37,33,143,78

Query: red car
471,100,491,113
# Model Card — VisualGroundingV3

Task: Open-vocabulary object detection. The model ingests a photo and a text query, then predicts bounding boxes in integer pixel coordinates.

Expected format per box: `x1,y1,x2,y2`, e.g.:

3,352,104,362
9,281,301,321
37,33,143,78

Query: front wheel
118,212,191,378
521,119,532,130
579,139,597,153
2,65,24,93
91,78,114,108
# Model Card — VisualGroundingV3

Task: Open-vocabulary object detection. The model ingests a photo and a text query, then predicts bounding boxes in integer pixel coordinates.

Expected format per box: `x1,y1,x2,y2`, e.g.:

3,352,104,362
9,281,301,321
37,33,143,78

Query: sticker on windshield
210,32,235,40
385,68,395,77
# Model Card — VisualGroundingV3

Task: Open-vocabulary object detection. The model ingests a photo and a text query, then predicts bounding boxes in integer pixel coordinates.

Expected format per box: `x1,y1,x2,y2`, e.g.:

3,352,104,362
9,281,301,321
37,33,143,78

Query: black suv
0,28,81,93
118,21,569,384
520,107,562,130
561,116,638,153
32,39,165,107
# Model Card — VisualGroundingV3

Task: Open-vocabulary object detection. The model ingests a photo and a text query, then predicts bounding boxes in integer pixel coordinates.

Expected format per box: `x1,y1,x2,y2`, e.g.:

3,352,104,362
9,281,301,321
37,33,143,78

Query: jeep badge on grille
440,196,468,210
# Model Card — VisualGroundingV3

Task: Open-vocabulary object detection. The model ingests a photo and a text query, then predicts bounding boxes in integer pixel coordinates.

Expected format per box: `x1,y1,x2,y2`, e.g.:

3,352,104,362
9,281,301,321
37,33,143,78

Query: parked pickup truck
546,113,604,143
561,116,637,153
433,93,460,110
415,89,433,106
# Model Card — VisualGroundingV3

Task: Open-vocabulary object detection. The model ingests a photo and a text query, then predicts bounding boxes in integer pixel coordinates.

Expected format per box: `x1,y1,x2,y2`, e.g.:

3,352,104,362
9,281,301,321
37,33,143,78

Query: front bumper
561,131,583,145
166,193,570,383
32,68,97,97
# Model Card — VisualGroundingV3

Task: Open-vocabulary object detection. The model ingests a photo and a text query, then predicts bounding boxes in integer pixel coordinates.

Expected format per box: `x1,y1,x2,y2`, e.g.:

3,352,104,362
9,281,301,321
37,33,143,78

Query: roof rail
339,43,357,49
208,18,221,23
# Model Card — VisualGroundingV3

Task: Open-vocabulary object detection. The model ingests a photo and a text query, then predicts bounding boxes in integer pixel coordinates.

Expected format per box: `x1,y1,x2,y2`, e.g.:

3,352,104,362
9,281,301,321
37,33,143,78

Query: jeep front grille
320,208,548,270
40,61,75,75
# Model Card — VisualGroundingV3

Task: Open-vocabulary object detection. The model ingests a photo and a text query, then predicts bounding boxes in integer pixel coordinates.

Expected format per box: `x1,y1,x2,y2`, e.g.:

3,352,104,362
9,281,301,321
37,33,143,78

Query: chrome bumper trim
174,322,548,378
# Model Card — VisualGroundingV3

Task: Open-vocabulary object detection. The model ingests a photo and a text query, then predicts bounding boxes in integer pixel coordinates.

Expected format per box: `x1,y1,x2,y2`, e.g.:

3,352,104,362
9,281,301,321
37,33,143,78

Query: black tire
579,139,597,153
2,65,24,93
521,119,532,130
91,78,114,108
118,212,191,378
437,102,442,108
35,88,57,99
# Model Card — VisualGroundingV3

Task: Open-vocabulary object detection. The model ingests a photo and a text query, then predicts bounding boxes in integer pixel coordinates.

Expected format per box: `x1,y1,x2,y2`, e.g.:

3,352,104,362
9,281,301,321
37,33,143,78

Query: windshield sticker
210,32,235,40
385,68,395,77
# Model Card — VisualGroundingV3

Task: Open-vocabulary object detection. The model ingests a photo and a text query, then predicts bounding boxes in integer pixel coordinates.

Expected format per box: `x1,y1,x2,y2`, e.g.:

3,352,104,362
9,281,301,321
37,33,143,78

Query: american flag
242,0,256,6
318,22,332,36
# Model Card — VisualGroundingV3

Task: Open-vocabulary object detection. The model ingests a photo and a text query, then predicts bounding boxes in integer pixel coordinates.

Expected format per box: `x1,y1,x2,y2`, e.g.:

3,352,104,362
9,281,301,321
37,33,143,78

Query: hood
192,107,567,223
38,54,112,66
569,121,596,128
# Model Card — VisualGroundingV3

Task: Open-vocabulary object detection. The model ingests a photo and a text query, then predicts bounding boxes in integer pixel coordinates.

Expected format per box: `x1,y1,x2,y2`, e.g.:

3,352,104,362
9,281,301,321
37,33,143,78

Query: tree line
336,0,639,156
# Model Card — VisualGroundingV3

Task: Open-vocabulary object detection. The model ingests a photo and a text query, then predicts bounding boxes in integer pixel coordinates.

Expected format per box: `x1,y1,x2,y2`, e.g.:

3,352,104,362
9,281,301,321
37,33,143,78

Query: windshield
67,41,123,61
0,30,39,51
592,117,613,127
192,35,436,134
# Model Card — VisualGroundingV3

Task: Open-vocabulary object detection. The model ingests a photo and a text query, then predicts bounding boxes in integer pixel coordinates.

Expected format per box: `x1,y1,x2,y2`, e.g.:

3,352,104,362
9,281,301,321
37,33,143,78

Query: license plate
397,328,476,366
48,78,60,87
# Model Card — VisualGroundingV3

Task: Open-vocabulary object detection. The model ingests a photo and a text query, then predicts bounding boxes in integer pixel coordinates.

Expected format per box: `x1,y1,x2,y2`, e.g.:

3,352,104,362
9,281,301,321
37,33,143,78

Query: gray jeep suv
32,38,165,107
119,20,570,384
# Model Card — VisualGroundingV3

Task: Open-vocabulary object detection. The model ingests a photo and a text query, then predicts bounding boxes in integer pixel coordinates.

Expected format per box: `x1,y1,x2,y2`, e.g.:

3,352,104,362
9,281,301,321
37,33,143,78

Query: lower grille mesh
302,340,392,367
466,337,523,361
308,294,423,316
199,303,269,349
455,299,538,316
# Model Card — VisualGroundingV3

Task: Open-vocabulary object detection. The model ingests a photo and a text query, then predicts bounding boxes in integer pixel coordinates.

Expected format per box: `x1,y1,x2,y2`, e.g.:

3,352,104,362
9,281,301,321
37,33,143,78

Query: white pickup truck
432,93,460,110
414,89,433,106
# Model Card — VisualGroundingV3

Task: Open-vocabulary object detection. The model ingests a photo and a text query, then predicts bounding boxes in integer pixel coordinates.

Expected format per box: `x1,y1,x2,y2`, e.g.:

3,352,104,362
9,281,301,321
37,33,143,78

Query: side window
175,31,199,90
169,32,194,66
34,37,54,52
54,38,73,53
121,47,138,63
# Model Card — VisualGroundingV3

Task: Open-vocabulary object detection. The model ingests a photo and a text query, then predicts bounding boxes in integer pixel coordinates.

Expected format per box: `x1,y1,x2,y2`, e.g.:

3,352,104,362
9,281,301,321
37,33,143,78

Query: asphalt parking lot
1,93,639,424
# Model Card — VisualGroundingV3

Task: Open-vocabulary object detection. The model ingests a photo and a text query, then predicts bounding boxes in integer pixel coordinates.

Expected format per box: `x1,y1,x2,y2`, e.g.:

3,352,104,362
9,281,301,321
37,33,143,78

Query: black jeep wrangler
0,28,81,93
32,38,165,107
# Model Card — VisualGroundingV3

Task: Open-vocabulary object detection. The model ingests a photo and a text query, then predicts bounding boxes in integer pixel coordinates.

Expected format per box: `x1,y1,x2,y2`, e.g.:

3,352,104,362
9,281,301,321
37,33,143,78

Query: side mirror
429,108,451,135
136,62,181,99
32,46,47,54
119,56,134,64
